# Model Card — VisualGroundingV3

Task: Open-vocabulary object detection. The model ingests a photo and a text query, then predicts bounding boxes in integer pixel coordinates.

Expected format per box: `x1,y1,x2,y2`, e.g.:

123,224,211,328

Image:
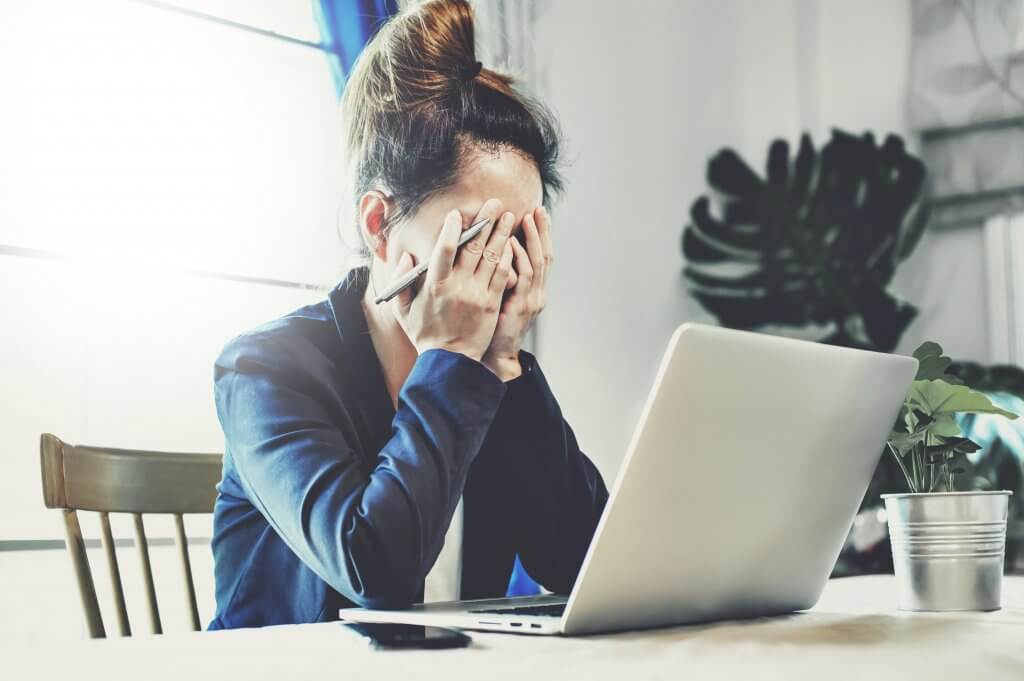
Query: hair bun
339,0,563,263
403,0,477,78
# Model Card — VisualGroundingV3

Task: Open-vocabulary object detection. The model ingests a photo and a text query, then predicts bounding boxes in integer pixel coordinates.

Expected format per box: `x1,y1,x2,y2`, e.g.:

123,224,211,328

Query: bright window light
0,0,348,540
0,0,346,285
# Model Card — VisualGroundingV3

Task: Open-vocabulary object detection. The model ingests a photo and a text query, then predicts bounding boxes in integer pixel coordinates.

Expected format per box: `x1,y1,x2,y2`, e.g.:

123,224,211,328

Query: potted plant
883,341,1018,611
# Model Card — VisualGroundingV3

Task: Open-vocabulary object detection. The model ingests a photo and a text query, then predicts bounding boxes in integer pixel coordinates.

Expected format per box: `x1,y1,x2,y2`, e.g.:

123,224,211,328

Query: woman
208,0,607,629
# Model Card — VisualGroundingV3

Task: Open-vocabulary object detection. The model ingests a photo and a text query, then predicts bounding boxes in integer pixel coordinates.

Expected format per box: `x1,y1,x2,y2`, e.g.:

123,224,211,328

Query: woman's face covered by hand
384,145,543,292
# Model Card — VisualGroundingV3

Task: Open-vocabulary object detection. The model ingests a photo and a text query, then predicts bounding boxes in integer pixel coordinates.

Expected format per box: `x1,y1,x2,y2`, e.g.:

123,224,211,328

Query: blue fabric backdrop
313,0,400,97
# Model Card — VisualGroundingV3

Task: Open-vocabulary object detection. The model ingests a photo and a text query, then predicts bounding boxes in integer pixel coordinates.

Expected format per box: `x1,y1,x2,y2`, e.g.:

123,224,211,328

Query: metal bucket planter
882,491,1012,611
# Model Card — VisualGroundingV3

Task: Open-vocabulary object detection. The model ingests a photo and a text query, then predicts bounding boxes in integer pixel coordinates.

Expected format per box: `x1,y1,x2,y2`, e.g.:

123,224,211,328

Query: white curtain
910,0,1024,226
473,0,551,97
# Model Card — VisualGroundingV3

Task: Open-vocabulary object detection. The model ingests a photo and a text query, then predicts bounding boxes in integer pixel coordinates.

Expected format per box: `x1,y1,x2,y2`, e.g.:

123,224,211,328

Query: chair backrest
39,433,223,638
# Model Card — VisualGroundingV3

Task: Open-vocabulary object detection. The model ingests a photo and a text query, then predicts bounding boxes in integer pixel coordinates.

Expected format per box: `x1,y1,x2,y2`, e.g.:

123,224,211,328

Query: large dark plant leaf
681,129,928,352
947,362,1024,398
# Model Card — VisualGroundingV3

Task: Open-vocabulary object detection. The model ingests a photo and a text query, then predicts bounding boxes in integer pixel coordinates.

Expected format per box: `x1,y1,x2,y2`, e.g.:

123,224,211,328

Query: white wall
795,0,912,142
532,0,803,479
534,0,987,480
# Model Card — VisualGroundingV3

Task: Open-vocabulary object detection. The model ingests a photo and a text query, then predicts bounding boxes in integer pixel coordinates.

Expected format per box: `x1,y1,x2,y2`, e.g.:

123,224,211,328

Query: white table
13,576,1024,680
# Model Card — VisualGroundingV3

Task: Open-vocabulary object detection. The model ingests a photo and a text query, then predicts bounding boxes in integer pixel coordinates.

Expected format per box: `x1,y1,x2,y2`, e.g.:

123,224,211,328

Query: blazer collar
325,266,397,461
327,266,371,348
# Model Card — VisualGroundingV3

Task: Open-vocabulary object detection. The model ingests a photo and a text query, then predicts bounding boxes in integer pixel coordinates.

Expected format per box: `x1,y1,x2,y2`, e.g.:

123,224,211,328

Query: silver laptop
339,323,918,635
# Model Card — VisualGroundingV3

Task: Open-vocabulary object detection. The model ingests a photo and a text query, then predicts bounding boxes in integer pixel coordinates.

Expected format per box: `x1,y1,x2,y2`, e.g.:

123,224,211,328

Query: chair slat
99,512,131,636
174,514,202,631
62,510,105,639
132,514,163,635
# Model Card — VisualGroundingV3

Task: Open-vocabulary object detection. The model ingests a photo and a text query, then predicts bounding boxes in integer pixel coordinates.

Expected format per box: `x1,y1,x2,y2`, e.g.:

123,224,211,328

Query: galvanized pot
882,491,1012,611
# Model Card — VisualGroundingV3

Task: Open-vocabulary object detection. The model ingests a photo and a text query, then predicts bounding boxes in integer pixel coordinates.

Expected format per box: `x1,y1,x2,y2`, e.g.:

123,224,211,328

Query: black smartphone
341,622,472,650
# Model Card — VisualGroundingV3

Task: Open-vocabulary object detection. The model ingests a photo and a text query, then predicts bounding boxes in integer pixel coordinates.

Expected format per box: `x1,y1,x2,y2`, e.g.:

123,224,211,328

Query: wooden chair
39,433,223,638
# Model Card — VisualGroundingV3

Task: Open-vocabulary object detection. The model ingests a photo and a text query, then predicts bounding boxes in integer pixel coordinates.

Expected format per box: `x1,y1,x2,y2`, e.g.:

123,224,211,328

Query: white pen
374,217,492,304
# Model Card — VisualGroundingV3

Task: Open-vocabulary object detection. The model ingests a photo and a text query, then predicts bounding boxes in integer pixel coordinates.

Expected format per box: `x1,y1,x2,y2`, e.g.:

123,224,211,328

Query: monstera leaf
681,129,929,352
947,361,1024,398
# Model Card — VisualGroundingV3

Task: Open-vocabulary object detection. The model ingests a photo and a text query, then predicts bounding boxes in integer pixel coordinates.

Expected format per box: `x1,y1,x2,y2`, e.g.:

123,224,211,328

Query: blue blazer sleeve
214,338,506,609
484,352,609,594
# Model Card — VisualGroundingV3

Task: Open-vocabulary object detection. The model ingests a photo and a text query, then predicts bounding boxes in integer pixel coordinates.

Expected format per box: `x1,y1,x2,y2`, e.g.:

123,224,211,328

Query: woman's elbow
348,589,416,611
341,571,420,610
336,540,423,610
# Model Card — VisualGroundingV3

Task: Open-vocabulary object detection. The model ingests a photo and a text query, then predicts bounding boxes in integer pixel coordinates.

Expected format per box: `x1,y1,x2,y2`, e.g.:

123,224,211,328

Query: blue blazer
208,268,608,629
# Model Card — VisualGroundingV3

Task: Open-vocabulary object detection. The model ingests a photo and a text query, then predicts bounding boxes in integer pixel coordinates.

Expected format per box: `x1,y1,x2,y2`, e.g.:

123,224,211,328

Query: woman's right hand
391,199,516,363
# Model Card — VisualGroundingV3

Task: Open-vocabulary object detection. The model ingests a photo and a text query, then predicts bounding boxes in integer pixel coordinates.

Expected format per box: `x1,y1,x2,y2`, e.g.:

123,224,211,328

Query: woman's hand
391,200,517,363
482,206,553,381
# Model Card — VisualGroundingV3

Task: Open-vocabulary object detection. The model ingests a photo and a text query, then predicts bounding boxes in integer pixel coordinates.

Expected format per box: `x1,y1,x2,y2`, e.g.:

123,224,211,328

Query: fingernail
502,212,515,227
449,209,461,221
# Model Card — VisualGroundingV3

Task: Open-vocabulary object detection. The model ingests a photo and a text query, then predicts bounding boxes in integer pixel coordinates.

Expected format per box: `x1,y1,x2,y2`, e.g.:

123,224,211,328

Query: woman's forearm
218,347,506,609
479,352,609,593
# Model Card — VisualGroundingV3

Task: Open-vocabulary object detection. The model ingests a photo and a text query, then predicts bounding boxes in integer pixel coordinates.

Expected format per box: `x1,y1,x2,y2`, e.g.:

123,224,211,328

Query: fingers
428,210,464,283
488,239,515,297
522,210,545,287
388,251,416,316
509,235,533,292
536,206,553,271
476,211,516,283
456,199,504,272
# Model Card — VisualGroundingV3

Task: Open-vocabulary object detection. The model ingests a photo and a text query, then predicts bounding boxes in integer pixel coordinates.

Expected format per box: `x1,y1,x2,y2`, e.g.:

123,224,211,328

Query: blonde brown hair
340,0,562,256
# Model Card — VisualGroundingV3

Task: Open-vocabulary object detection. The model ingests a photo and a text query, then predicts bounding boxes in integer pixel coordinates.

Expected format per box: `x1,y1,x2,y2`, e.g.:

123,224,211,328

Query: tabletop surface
11,575,1024,681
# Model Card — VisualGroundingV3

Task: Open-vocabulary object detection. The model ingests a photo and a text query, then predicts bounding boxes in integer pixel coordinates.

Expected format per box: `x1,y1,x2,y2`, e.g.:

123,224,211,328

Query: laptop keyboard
468,603,566,617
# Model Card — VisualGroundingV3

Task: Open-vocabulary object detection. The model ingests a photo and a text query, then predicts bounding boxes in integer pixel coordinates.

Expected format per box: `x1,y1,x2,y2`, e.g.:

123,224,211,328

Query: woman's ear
358,190,392,262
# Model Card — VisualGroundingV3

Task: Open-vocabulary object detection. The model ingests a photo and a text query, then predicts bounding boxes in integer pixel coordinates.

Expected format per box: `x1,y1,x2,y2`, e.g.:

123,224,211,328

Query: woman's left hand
482,206,553,381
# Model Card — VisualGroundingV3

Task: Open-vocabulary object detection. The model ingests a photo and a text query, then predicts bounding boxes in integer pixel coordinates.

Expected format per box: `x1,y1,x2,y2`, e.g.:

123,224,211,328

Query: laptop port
510,622,522,627
530,624,541,629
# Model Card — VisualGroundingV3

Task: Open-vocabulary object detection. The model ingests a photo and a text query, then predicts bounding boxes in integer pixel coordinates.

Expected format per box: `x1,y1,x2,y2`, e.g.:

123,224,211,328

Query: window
0,0,347,542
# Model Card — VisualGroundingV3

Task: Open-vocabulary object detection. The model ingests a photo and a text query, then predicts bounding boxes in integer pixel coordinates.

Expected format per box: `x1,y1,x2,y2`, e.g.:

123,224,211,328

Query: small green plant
887,342,1019,493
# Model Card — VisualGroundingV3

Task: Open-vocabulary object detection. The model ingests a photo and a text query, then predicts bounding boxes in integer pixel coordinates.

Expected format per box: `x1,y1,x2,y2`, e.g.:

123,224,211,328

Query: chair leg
62,510,105,639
